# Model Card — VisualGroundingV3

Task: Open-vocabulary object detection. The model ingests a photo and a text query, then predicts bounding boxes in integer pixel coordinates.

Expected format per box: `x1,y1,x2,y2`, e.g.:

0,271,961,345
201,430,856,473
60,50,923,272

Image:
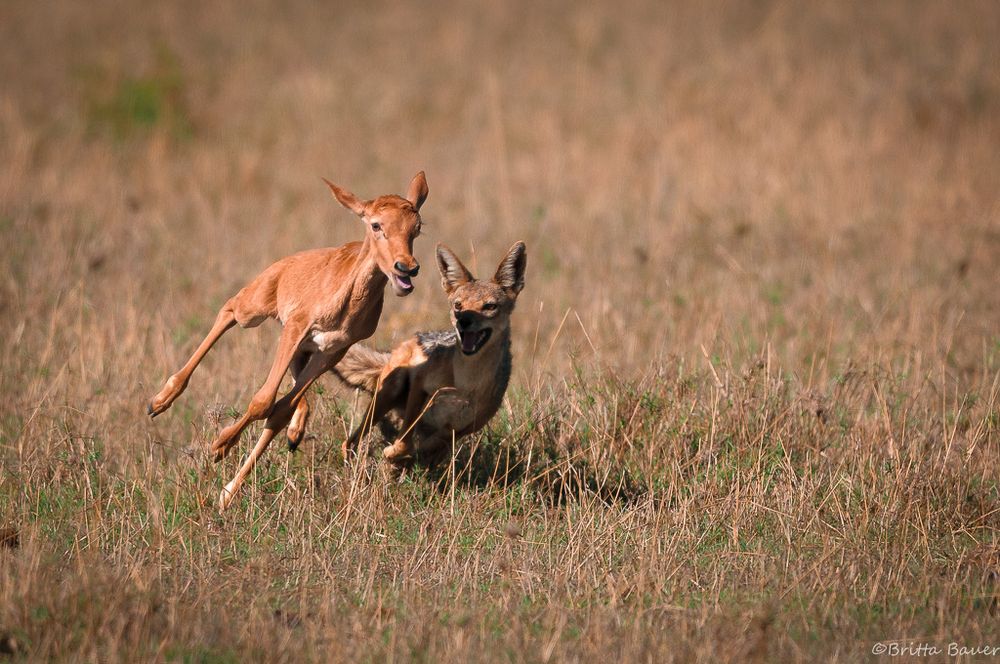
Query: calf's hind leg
147,304,237,417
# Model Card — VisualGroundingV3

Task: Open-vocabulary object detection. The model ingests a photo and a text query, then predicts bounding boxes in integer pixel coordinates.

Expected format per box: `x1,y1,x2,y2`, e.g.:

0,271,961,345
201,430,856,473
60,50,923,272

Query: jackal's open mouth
391,273,414,295
459,328,491,355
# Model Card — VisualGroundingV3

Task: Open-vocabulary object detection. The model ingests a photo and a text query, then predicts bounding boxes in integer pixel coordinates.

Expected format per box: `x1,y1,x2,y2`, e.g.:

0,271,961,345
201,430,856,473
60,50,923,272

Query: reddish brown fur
147,172,429,509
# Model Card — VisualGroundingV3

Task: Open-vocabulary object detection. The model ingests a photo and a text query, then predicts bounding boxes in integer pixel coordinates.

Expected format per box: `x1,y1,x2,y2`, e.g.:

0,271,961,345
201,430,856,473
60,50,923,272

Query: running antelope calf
335,241,526,464
147,172,428,509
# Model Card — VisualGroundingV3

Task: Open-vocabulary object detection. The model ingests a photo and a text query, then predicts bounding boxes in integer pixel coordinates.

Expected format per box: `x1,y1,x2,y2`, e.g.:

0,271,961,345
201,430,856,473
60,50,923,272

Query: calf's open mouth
392,273,414,294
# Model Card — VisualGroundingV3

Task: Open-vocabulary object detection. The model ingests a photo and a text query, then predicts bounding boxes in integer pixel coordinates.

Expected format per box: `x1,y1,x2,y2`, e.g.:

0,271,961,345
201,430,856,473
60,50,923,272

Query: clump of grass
82,45,193,141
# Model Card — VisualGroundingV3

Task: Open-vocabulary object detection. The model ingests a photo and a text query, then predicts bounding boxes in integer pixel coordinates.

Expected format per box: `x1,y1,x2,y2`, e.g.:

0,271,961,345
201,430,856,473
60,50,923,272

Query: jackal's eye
481,302,498,312
370,222,382,233
453,301,462,312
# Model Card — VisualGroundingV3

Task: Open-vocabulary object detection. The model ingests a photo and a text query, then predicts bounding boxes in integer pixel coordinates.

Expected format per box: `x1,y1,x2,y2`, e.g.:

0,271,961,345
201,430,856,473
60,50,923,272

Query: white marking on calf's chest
308,329,349,352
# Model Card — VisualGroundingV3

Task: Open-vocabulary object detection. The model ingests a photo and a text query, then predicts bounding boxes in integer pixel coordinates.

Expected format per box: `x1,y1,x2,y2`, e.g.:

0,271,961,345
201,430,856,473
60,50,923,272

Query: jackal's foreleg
382,377,428,462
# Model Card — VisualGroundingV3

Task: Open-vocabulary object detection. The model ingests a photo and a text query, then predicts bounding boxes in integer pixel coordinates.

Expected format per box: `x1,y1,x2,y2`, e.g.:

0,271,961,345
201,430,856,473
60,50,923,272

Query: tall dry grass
0,0,998,660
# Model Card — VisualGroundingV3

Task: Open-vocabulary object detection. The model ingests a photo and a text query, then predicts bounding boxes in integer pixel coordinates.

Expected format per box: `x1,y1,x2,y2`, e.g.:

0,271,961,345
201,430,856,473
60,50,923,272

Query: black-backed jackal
332,241,527,463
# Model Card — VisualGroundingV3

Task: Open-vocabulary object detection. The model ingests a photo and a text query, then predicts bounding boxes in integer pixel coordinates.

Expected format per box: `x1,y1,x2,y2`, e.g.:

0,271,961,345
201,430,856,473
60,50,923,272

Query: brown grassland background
1,0,998,661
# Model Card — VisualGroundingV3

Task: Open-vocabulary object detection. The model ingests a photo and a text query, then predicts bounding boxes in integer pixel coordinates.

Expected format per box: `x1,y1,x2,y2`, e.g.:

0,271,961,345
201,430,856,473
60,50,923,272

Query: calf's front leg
219,349,341,511
210,317,310,461
286,350,313,452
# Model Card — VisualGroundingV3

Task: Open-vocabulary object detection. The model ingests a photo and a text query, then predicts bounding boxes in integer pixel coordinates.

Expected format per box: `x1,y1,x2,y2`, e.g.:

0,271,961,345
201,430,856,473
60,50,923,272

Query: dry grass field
1,0,998,661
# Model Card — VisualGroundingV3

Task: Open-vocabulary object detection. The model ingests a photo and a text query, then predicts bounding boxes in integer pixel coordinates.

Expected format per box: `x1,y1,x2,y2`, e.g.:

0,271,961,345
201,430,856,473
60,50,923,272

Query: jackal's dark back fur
334,329,513,400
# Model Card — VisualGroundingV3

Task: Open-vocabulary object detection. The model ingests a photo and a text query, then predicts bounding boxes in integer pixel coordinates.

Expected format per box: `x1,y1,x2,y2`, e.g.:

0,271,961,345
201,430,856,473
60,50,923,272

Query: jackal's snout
455,311,475,330
452,308,493,355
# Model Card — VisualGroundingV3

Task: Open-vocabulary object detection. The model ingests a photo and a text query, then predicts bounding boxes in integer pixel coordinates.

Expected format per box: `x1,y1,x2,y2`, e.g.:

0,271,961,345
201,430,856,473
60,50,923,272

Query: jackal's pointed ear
322,178,367,217
494,241,527,295
405,171,429,211
436,244,473,295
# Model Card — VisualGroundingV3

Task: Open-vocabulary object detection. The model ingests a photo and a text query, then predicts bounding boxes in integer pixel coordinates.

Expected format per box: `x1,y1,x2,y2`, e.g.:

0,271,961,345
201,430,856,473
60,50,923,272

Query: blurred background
2,0,997,390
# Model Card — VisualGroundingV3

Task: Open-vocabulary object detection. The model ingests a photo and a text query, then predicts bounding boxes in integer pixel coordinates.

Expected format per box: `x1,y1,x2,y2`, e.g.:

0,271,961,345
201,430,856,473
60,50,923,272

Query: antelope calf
147,172,428,510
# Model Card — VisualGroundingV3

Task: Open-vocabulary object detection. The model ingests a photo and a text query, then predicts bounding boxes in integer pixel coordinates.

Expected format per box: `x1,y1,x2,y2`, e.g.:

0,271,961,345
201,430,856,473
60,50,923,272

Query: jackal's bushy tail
333,344,390,393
